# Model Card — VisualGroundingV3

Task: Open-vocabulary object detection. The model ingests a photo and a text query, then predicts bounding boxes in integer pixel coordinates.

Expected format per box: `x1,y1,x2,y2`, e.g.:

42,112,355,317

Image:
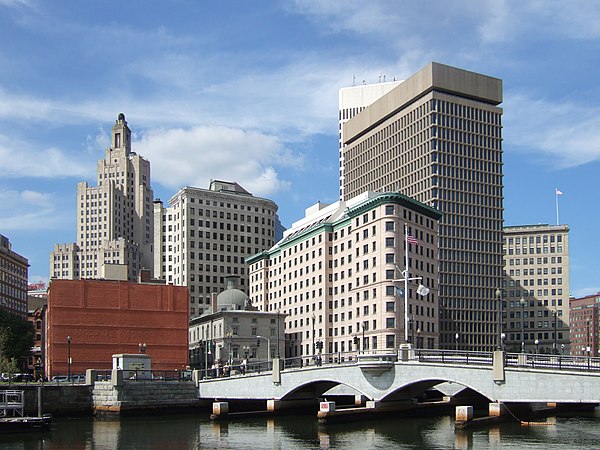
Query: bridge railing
415,349,493,365
505,353,600,372
284,351,360,369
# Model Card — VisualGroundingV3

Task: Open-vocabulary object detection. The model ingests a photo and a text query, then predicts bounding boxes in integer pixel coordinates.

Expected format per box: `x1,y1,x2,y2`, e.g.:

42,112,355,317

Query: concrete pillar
267,399,281,412
399,343,412,361
455,405,473,422
366,400,381,409
111,369,123,386
354,394,366,406
320,401,335,413
192,370,200,384
492,351,505,382
272,358,282,384
85,369,97,385
594,406,600,418
488,402,506,417
518,353,527,366
212,402,229,417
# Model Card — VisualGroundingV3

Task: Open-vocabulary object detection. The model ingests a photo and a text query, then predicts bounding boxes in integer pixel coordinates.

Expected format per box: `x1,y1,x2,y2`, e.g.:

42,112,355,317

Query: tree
0,310,34,372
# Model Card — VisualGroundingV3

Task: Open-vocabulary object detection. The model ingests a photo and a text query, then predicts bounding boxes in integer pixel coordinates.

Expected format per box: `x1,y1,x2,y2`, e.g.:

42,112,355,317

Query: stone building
50,113,154,281
248,191,441,363
0,234,28,318
569,292,599,357
154,180,279,318
188,276,285,371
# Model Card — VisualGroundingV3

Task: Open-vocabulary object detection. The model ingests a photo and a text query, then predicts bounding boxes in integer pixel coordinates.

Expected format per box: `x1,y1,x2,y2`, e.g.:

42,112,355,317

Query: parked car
50,375,68,383
12,373,34,382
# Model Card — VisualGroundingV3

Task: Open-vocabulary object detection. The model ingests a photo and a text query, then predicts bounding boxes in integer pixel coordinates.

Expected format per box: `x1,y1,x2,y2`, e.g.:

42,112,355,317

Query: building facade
189,278,285,371
248,192,441,363
0,234,28,318
338,79,403,200
46,278,188,377
569,293,599,357
50,113,154,281
503,225,570,353
154,181,278,318
341,62,504,351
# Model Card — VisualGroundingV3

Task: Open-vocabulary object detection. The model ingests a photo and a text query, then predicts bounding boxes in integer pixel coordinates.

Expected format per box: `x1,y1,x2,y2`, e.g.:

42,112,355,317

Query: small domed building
188,276,285,372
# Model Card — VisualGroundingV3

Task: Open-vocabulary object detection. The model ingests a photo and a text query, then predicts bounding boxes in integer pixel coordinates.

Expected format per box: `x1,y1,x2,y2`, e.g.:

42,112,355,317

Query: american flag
406,233,419,245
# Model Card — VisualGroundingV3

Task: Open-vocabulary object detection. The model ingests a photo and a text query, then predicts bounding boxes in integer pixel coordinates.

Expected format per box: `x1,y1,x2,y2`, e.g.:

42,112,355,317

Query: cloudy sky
1,0,599,297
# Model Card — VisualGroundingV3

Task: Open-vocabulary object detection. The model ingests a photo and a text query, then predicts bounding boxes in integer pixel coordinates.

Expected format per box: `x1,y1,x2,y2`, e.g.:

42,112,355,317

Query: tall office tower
339,80,402,200
569,293,599,357
50,114,154,281
248,191,441,361
503,224,570,354
154,180,278,318
0,234,29,318
341,62,504,351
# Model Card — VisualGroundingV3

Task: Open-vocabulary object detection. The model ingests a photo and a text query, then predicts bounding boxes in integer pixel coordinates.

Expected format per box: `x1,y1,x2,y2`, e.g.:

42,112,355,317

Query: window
385,205,394,215
385,237,395,247
386,318,395,328
385,221,394,231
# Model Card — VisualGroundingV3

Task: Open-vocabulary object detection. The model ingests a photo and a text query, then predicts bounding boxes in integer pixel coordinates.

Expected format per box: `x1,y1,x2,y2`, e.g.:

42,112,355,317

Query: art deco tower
50,114,154,281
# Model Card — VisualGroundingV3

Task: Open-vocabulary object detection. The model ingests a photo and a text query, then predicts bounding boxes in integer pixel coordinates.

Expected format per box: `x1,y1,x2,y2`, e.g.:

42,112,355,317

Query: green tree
0,310,34,370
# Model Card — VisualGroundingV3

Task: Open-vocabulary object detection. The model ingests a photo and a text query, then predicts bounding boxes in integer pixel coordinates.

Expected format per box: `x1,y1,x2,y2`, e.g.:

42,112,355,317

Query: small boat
0,414,52,433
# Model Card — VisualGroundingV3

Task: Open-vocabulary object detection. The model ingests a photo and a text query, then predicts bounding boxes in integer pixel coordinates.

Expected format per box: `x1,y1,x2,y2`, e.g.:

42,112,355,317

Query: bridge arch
279,377,371,402
378,377,495,403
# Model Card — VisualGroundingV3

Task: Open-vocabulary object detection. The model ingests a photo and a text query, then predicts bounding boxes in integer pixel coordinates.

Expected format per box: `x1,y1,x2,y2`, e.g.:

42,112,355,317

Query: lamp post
361,322,366,354
501,333,506,351
276,309,281,359
311,313,316,358
552,310,558,355
534,339,539,354
495,289,502,351
455,333,459,351
256,336,271,362
587,320,591,357
416,328,421,350
520,298,526,353
410,316,415,347
67,335,71,382
226,331,232,367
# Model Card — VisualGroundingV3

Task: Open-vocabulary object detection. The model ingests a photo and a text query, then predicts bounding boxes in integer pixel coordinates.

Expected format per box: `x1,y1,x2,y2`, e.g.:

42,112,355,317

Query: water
1,413,599,449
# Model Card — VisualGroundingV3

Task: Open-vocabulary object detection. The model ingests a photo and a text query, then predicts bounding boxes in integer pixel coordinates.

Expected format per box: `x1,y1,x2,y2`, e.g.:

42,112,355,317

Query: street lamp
256,335,271,361
552,310,558,355
520,298,526,353
361,322,366,354
311,313,316,358
416,328,421,350
501,333,506,351
534,339,539,354
226,331,232,367
276,309,281,359
495,289,502,351
455,333,459,351
66,335,71,382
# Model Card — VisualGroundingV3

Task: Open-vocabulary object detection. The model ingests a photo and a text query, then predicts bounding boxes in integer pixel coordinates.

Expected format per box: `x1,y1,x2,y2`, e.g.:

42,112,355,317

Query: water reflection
0,413,598,449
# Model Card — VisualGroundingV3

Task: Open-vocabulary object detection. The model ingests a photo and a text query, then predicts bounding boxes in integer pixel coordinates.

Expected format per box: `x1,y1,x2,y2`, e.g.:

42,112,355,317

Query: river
1,413,599,449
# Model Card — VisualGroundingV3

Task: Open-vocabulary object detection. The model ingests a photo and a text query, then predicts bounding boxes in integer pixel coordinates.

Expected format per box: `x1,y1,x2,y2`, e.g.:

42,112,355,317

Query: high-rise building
341,62,504,351
569,292,600,357
0,234,29,318
338,80,403,200
154,180,278,318
502,224,570,353
50,113,154,281
248,191,441,362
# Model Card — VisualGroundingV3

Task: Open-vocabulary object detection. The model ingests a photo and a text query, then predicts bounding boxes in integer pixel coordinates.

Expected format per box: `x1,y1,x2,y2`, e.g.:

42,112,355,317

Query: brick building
569,293,600,357
46,278,188,377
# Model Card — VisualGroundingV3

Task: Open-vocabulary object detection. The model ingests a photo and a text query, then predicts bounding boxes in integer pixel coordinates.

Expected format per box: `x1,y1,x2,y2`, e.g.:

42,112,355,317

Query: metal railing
415,349,494,366
92,369,193,382
0,390,24,417
504,352,600,372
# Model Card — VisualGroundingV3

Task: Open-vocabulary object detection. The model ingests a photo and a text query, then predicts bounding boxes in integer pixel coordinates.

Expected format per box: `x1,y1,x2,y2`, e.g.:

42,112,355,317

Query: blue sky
1,1,599,297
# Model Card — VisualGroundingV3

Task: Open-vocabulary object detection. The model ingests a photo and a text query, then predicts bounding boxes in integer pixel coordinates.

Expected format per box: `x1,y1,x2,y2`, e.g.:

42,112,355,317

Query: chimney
211,292,218,314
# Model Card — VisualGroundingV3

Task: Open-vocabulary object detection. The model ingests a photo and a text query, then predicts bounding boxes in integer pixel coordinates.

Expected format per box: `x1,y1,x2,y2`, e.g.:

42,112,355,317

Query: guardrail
0,390,24,417
416,349,493,365
91,369,193,382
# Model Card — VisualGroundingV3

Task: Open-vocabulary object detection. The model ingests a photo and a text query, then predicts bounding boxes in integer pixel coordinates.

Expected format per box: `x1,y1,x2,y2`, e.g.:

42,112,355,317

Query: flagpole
555,189,560,225
404,223,409,344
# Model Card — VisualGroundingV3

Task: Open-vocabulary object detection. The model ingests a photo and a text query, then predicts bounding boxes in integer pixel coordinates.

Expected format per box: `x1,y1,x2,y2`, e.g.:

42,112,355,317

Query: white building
154,181,279,318
248,191,441,363
50,113,154,281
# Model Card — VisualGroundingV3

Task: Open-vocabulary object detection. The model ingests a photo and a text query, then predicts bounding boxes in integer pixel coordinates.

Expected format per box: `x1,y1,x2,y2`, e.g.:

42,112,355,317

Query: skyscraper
341,62,504,351
0,234,28,318
153,180,278,318
50,113,154,281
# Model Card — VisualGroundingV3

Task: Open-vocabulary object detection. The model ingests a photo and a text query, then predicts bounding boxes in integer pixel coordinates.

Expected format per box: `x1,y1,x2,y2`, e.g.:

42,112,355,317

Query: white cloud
0,189,68,231
505,94,600,168
0,134,91,178
135,126,301,197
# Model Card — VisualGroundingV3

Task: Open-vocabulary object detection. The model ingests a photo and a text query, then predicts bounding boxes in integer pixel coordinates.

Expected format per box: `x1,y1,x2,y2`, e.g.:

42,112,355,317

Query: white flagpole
555,190,560,225
404,223,409,344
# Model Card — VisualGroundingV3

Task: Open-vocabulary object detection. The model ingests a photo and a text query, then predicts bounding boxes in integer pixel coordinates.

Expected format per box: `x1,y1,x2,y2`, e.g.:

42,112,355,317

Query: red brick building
569,293,600,356
46,279,188,377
